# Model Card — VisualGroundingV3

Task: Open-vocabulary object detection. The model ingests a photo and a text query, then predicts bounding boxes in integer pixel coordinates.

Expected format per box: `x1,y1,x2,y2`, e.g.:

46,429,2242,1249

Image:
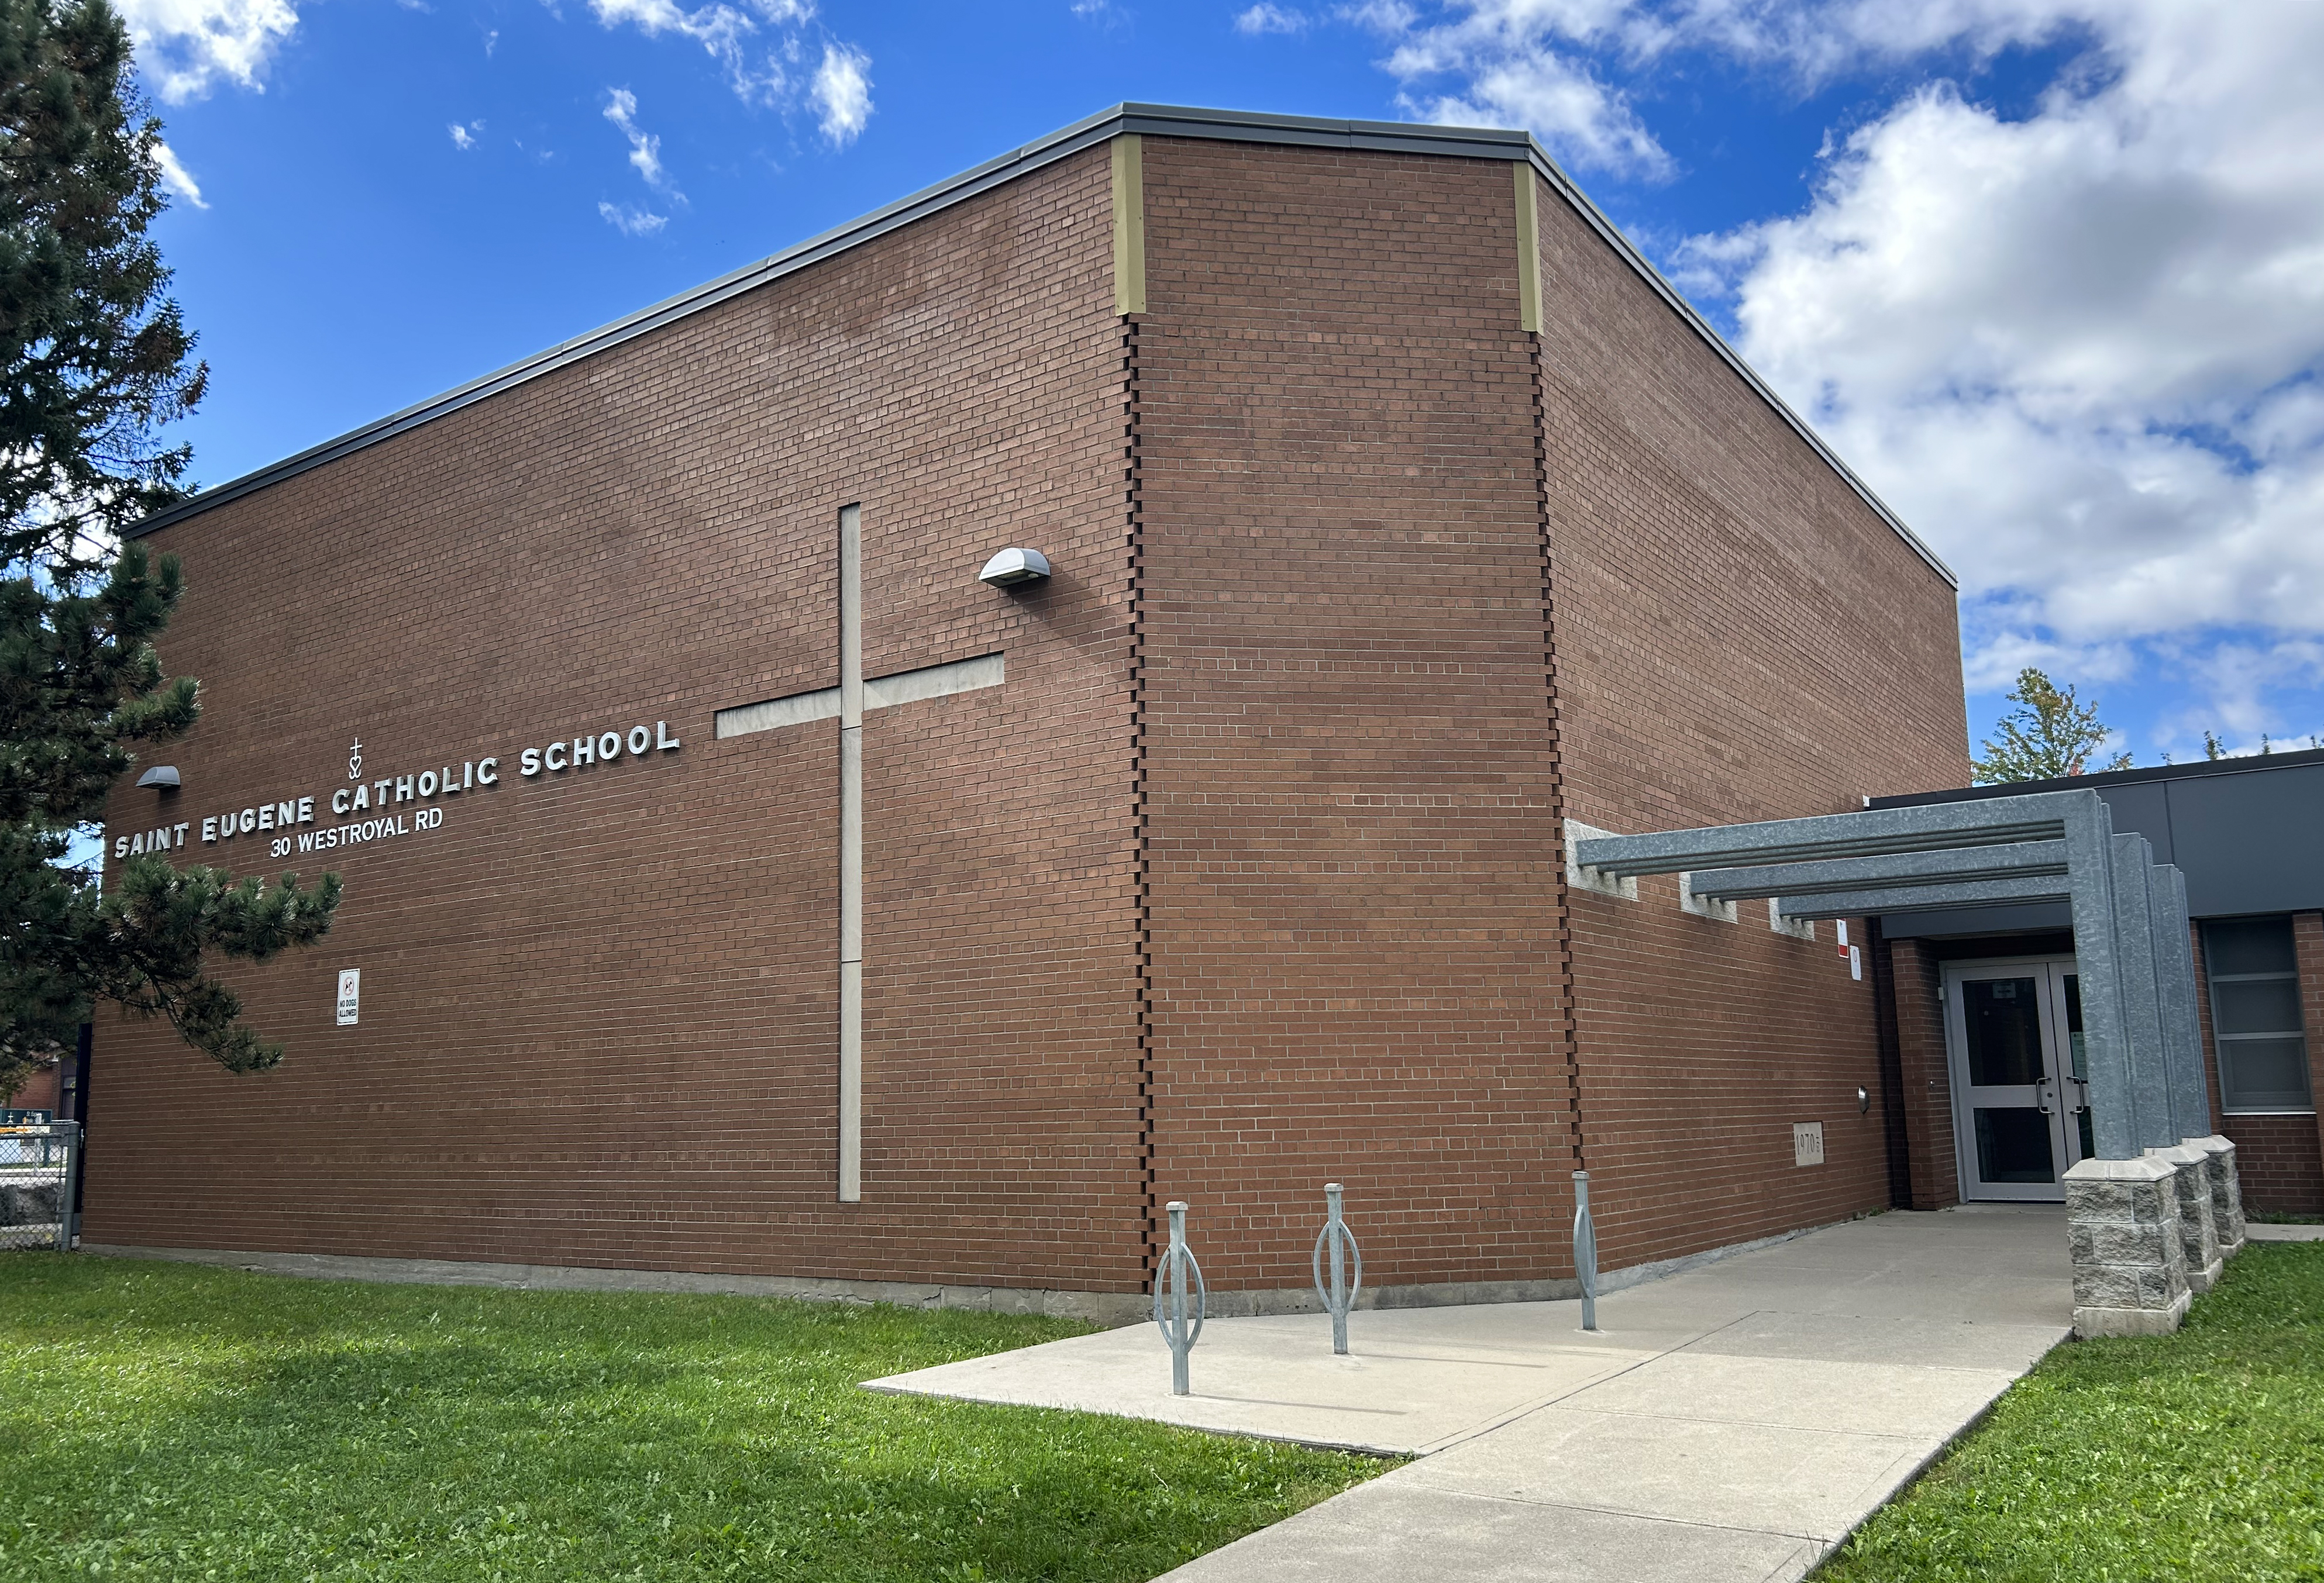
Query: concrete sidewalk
869,1206,2073,1583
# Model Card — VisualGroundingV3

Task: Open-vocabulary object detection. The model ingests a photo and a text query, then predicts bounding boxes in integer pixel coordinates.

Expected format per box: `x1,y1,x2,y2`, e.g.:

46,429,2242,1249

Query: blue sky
128,0,2324,775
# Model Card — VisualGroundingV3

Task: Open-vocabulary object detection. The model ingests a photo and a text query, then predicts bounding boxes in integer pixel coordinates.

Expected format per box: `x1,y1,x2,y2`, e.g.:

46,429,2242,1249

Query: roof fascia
127,101,1955,587
126,102,1134,539
1873,743,2324,806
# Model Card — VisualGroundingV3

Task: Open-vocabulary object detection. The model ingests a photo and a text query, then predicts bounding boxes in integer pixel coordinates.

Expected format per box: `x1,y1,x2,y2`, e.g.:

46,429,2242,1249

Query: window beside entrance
2202,916,2315,1113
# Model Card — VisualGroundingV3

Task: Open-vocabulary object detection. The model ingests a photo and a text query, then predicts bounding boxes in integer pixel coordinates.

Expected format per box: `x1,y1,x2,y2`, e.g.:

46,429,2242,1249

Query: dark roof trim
1871,744,2324,809
127,102,1955,585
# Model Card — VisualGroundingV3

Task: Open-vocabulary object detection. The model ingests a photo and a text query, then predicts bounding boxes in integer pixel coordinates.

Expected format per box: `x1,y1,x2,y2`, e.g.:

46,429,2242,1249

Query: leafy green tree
1,0,338,1101
1971,667,2133,785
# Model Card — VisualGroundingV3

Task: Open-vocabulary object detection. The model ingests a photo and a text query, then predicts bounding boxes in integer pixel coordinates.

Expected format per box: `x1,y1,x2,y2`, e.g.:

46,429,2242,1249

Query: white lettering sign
168,718,680,865
112,822,190,859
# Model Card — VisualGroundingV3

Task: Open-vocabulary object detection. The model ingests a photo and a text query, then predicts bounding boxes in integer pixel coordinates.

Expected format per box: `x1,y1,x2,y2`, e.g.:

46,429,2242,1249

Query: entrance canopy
1572,790,2208,1160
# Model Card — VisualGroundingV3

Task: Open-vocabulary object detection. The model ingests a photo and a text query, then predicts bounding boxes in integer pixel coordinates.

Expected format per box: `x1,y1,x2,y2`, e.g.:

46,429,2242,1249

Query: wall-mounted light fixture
977,547,1052,588
135,766,180,790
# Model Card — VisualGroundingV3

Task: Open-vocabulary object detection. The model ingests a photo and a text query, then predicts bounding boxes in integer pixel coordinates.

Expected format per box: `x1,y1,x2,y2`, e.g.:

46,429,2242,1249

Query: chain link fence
1,1121,81,1251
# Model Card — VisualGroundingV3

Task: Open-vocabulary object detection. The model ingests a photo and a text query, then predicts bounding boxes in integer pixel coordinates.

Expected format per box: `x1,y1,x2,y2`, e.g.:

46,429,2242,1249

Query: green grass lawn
1820,1241,2324,1582
0,1256,1386,1582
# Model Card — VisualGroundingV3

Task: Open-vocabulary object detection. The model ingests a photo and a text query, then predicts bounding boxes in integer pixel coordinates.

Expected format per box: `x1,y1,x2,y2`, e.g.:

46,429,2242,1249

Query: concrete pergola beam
1569,791,2085,877
1569,790,2235,1342
1693,840,2068,902
1772,872,2068,920
1571,790,2154,1160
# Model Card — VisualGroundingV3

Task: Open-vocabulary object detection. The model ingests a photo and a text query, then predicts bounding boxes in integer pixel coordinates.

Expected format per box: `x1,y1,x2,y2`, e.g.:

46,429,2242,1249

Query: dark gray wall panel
1880,902,2072,939
2096,782,2174,864
2161,764,2324,917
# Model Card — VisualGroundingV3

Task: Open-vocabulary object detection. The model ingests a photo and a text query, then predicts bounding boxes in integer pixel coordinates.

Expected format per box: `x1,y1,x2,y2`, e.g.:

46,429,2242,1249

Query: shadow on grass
0,1254,1387,1582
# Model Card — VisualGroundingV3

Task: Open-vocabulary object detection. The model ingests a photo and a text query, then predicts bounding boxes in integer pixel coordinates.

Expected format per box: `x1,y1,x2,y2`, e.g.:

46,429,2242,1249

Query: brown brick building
87,105,1971,1313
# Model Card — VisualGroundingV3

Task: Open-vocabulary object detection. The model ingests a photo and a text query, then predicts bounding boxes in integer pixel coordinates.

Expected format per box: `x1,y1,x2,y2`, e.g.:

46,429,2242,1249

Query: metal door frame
1943,954,2084,1202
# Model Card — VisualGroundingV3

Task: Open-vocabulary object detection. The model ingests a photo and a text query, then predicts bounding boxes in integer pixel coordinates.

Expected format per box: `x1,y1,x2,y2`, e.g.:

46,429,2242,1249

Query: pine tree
1,0,338,1101
1970,668,2133,785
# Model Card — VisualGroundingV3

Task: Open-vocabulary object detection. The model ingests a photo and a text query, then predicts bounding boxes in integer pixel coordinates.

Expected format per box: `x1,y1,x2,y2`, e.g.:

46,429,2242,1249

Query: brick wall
2195,917,2324,1215
84,129,1977,1296
1882,937,1960,1209
1125,140,1968,1291
2298,912,2324,1201
90,146,1150,1289
1529,167,1970,1267
5,1063,59,1113
1135,139,1568,1289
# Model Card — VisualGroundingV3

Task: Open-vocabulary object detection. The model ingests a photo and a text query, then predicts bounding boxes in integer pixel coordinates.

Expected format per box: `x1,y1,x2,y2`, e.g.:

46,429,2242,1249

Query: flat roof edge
129,101,1955,588
128,102,1134,538
1872,744,2324,807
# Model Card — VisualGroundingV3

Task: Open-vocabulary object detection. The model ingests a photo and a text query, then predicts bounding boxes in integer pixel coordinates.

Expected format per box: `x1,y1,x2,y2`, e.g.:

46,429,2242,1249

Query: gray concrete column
2149,1141,2222,1294
2065,1154,2191,1336
2111,836,2177,1150
2195,1134,2247,1256
2064,795,2136,1158
2154,866,2211,1143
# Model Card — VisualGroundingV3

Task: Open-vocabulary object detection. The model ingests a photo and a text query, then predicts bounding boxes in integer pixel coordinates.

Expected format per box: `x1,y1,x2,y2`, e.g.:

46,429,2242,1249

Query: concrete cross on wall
713,503,1005,1203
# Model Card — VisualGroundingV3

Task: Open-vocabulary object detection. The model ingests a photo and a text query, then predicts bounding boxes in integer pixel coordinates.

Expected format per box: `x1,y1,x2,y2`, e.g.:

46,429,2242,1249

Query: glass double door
1944,957,2091,1202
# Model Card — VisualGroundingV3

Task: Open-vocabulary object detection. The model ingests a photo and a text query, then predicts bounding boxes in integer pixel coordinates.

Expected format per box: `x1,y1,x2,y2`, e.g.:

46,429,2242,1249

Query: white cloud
1347,0,2324,737
1365,1,1675,175
583,0,833,109
152,141,209,209
1681,1,2324,684
1665,0,2102,86
448,121,481,151
598,201,669,236
115,0,299,101
811,41,872,145
602,88,675,191
575,0,869,136
2165,636,2324,742
588,0,781,101
1237,4,1311,33
1957,608,2132,695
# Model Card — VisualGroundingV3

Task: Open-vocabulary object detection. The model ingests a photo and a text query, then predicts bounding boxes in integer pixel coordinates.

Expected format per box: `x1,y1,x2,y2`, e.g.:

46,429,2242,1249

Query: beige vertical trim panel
1513,162,1543,333
1113,133,1146,316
